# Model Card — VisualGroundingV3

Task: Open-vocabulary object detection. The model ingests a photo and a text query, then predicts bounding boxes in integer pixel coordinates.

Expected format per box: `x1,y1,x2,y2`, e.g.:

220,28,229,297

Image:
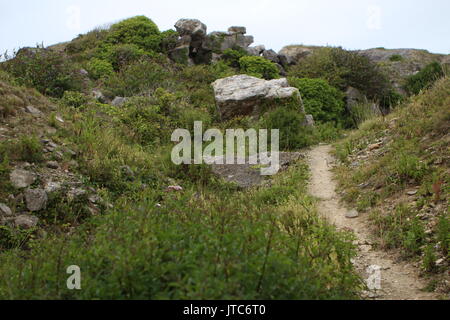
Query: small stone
54,151,64,161
10,169,36,189
14,215,39,229
368,143,382,151
111,97,127,107
24,189,48,212
44,181,62,194
346,209,359,219
46,161,60,169
68,188,87,200
436,258,445,266
407,190,418,196
55,115,65,123
166,185,183,192
0,203,13,216
25,105,42,116
88,195,101,204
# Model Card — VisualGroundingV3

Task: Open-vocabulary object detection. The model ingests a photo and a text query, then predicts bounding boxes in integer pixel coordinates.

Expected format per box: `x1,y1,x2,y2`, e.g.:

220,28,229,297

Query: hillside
0,15,448,300
334,77,450,295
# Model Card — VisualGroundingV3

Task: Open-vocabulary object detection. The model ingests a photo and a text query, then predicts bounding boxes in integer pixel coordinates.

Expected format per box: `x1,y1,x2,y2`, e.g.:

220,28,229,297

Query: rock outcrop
212,75,306,120
278,46,315,66
169,19,255,65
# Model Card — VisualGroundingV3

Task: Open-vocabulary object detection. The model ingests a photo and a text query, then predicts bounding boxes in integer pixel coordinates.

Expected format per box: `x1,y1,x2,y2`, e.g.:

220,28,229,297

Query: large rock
246,45,266,56
228,26,247,34
24,188,48,212
10,169,36,189
175,19,207,40
212,75,305,120
262,49,280,64
278,46,314,65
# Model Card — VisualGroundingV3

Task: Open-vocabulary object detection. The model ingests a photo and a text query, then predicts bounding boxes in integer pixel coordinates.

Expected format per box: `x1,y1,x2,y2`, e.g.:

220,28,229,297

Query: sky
1,0,449,55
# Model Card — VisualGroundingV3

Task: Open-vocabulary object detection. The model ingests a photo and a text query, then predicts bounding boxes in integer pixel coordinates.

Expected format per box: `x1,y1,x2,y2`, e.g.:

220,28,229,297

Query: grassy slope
0,64,362,299
334,77,449,292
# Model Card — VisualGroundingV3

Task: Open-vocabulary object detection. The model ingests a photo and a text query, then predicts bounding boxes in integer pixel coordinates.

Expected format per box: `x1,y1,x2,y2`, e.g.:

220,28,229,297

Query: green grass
334,77,450,273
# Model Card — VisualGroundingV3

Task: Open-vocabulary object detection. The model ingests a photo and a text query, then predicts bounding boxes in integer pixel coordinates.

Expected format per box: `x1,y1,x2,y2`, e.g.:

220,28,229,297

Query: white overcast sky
1,0,449,55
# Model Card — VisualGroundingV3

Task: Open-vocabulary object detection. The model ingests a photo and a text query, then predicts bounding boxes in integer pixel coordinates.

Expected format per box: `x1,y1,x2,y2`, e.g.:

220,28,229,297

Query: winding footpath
307,145,439,300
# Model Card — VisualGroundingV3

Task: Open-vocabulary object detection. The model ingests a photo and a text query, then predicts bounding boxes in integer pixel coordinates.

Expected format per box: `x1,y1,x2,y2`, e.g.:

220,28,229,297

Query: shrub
62,91,88,108
2,48,84,97
66,28,109,55
289,77,345,124
389,54,404,62
159,30,179,54
86,58,114,80
107,16,161,52
289,47,392,106
16,135,43,163
239,56,279,80
104,44,147,71
222,48,248,68
404,62,444,95
117,96,172,146
103,58,170,97
261,107,314,150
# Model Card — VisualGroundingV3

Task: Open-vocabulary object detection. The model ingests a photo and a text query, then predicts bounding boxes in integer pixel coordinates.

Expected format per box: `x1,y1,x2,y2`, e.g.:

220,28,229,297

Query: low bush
61,91,89,108
289,77,345,124
86,58,114,80
260,107,314,150
404,62,445,95
239,56,279,80
107,16,161,52
289,47,393,107
103,58,170,97
2,48,84,97
222,48,248,68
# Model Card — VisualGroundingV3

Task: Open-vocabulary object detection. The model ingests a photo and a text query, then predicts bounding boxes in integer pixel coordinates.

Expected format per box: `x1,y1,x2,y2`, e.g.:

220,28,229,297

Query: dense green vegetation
289,77,345,125
0,16,367,299
405,62,445,95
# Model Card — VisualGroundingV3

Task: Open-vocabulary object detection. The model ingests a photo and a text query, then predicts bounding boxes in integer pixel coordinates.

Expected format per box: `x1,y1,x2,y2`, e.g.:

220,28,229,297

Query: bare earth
307,145,439,300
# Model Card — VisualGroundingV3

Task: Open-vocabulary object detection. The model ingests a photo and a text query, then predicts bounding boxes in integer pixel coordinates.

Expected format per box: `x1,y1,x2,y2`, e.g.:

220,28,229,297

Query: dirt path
307,144,439,300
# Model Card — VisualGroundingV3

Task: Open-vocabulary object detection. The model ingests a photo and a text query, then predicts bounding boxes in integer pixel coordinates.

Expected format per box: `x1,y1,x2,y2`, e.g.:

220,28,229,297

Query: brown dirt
307,144,440,300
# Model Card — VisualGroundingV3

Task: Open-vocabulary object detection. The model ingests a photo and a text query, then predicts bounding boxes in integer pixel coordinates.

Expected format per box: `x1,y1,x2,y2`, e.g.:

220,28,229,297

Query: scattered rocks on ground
210,152,303,189
14,215,39,229
10,169,36,189
24,188,48,212
67,188,87,201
